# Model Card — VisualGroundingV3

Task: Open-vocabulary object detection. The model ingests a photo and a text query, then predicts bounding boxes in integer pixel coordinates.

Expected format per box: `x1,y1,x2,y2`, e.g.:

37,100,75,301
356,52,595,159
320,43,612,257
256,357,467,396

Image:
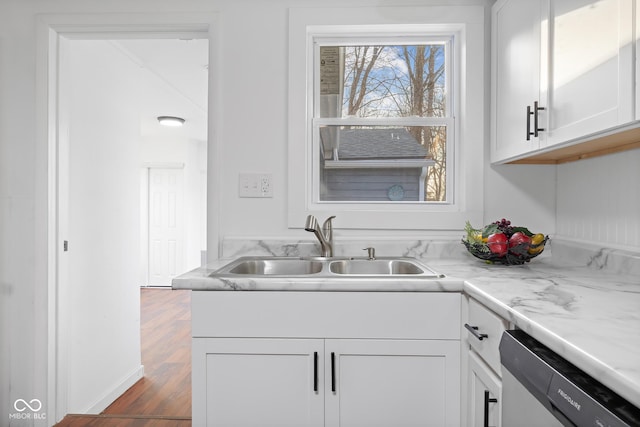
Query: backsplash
556,150,640,250
220,238,639,276
549,239,640,277
221,238,470,261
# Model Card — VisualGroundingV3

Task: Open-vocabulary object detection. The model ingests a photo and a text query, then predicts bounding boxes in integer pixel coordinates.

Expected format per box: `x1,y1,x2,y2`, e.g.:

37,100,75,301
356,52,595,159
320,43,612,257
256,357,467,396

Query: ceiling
110,38,209,142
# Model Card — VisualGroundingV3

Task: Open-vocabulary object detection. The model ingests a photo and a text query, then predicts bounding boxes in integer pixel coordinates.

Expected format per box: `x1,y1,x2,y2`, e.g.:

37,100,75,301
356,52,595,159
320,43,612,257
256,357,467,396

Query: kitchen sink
329,259,427,275
226,258,323,275
211,256,444,279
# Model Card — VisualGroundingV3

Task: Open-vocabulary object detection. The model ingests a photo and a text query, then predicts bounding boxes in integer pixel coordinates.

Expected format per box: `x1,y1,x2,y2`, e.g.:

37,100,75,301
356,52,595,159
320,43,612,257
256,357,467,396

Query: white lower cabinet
193,337,460,427
191,291,461,427
326,339,460,426
193,338,324,427
464,297,509,427
467,350,501,427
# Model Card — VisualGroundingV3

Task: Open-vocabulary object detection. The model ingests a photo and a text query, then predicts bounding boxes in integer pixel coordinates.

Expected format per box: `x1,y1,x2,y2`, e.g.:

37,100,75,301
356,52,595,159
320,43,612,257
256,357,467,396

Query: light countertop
172,239,640,407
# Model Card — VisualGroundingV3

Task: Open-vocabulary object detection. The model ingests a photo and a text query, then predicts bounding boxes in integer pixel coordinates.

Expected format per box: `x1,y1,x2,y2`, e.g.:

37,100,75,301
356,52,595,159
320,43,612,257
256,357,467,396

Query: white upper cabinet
544,0,634,147
492,0,636,164
491,0,548,161
636,0,640,120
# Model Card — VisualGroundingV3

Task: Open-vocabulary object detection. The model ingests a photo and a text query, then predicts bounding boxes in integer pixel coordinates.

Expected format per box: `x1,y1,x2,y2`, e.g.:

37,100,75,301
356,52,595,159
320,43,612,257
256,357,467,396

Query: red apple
508,232,531,255
487,232,508,257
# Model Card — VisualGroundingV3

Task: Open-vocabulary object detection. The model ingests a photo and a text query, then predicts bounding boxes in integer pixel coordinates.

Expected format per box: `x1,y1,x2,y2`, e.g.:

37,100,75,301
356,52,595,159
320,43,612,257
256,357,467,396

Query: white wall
557,150,640,250
65,39,143,414
484,164,557,236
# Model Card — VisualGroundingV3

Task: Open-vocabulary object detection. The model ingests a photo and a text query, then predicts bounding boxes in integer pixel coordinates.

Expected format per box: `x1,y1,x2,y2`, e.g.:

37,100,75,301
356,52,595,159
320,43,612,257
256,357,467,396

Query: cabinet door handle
313,352,318,392
484,390,498,427
464,323,488,341
533,101,545,137
526,105,534,141
331,352,336,393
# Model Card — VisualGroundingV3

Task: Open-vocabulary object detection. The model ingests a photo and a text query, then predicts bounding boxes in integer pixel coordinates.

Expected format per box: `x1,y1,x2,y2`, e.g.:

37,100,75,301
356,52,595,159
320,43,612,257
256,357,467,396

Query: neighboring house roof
322,128,429,160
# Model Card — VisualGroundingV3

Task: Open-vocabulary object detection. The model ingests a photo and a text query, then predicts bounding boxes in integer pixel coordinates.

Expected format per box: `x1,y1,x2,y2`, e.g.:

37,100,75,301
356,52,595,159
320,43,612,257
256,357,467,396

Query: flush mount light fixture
157,116,185,127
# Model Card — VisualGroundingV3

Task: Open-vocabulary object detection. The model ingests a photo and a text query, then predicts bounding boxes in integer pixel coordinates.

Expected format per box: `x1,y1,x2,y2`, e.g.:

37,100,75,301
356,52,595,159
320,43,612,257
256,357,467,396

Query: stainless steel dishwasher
499,329,640,427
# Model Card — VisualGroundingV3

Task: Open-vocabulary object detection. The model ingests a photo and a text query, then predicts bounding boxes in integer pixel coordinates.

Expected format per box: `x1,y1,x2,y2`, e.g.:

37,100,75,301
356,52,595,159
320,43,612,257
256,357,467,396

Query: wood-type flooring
54,288,192,427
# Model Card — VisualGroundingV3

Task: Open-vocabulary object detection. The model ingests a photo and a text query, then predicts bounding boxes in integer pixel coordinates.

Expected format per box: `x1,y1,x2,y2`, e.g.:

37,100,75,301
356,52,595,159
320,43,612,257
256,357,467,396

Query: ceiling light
157,116,185,127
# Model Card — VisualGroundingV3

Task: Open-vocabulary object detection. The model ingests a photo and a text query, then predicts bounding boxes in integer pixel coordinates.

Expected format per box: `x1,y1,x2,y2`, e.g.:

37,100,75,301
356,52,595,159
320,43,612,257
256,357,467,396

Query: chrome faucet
304,215,336,257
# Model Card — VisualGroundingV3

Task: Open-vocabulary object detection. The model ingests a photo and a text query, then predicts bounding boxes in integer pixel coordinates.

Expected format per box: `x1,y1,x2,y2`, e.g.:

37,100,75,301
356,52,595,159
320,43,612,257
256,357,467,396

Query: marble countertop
171,258,465,292
172,240,640,407
429,259,640,408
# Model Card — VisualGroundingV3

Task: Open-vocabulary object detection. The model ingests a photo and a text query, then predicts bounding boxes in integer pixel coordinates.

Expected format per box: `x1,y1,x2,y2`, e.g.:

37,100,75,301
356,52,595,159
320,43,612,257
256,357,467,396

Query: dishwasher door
502,368,565,426
500,330,640,427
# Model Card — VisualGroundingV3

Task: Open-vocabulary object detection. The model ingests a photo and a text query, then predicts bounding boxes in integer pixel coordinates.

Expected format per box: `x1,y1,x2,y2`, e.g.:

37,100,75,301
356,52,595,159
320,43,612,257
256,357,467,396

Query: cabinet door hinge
63,240,69,252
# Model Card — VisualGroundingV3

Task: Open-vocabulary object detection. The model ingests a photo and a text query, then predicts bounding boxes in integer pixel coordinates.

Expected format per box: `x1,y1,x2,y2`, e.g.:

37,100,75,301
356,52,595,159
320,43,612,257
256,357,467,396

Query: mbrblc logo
9,399,46,420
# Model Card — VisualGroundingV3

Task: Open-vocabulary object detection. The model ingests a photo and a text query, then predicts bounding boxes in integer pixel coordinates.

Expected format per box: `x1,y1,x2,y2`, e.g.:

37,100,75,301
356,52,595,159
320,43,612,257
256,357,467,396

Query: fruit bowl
462,219,549,265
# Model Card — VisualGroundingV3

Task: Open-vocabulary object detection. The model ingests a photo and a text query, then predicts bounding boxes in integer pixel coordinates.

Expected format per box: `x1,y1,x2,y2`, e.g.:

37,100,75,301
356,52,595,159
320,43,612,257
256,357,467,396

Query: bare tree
339,44,448,201
343,46,385,116
399,45,446,201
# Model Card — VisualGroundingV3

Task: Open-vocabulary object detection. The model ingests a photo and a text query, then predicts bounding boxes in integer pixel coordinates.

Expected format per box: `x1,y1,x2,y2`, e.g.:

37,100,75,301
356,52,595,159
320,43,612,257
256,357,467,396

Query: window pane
318,125,446,202
319,45,447,118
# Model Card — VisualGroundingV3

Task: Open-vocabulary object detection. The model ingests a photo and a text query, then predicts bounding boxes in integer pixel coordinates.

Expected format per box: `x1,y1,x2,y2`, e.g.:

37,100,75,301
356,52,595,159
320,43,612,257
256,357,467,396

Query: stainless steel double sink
210,256,444,278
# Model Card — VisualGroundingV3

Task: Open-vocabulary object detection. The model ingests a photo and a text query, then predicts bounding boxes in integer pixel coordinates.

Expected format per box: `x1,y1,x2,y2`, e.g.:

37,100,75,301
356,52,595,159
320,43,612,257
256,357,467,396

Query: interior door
148,167,184,286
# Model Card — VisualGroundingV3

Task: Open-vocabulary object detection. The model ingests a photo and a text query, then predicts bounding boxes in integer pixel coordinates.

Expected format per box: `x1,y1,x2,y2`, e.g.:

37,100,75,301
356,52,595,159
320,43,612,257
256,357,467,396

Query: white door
148,167,184,286
193,338,325,427
325,339,460,427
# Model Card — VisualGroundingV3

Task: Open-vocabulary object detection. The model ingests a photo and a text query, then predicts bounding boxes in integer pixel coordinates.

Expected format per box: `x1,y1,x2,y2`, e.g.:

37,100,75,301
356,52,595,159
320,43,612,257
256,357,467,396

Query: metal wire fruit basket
461,237,548,265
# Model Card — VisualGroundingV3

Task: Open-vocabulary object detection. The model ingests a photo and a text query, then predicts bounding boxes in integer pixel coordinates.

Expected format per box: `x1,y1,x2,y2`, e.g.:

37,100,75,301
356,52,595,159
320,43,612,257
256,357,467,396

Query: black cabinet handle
526,105,534,141
464,323,488,341
484,390,498,427
313,352,318,392
331,352,336,393
533,101,545,137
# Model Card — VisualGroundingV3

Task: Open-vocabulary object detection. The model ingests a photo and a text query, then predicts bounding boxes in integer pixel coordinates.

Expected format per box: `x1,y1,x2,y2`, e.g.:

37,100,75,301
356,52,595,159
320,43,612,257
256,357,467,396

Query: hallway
55,288,192,426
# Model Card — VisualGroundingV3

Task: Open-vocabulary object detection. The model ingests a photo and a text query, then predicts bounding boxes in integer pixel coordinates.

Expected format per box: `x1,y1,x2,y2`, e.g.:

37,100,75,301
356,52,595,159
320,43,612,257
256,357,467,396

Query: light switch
239,173,273,198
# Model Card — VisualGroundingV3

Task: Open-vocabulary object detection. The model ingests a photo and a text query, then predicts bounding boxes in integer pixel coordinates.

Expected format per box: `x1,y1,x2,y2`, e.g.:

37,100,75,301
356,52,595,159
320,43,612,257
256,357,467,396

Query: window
288,7,485,231
315,41,453,203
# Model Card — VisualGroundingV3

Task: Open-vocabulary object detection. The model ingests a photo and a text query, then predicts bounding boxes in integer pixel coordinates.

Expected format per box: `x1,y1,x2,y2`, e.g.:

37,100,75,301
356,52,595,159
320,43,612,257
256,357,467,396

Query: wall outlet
239,173,273,198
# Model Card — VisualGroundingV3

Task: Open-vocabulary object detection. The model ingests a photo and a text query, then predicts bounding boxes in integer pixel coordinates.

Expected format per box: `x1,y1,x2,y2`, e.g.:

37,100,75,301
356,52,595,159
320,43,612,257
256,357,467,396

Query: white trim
141,162,185,169
288,6,485,230
38,13,219,423
324,159,436,169
85,365,144,414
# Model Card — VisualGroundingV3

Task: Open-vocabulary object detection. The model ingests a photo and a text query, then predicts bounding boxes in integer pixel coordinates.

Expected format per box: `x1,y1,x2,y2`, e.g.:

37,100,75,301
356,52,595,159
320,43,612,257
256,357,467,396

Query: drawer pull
533,101,545,137
465,323,488,341
484,390,498,427
331,352,336,393
313,352,318,392
526,105,533,140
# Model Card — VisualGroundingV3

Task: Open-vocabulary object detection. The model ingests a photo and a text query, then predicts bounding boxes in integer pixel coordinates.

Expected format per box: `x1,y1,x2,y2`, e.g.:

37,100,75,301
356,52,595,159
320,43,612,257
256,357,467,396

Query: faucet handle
363,247,376,260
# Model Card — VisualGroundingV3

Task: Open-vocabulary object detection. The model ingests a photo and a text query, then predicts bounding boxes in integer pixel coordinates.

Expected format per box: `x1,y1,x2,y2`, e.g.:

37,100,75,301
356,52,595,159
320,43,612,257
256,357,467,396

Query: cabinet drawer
193,291,461,340
465,298,508,376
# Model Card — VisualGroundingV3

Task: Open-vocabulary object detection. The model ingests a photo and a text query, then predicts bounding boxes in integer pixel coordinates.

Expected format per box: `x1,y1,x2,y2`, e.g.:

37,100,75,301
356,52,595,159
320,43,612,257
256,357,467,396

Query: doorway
142,166,190,287
45,15,214,424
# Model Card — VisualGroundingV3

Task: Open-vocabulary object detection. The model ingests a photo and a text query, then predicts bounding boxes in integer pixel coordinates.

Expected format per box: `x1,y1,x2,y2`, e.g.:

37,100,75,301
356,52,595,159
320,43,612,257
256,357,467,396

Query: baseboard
86,365,144,414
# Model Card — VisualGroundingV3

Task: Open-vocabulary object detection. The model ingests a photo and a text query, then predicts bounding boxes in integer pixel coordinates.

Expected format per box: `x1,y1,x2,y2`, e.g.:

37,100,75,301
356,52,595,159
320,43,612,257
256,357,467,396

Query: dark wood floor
55,288,192,427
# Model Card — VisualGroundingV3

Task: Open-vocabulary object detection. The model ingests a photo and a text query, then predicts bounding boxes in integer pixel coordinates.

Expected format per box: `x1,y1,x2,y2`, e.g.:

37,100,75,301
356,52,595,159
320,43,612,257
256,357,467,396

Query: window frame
313,35,455,206
288,6,485,231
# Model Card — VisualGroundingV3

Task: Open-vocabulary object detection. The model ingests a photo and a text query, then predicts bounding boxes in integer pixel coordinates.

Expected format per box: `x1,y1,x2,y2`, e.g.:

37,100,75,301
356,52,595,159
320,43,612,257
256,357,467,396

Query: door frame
38,13,219,423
